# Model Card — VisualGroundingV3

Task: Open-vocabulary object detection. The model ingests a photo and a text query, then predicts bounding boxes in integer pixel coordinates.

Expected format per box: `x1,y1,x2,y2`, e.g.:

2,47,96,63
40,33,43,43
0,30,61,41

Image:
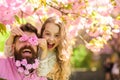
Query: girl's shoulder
39,52,56,64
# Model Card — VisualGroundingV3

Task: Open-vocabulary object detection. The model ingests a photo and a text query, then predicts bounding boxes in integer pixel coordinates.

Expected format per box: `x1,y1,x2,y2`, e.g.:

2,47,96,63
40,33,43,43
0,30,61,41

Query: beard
14,45,38,63
14,45,39,74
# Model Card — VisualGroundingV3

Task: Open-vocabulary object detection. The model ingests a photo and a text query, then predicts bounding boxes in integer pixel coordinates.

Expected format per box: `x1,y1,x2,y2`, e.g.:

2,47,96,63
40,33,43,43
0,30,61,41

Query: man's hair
13,23,38,43
20,23,37,35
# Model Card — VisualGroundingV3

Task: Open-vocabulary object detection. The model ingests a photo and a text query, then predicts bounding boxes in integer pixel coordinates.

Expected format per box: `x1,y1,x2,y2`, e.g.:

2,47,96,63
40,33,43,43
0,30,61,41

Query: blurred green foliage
0,32,9,52
71,44,92,69
71,44,102,70
0,23,6,34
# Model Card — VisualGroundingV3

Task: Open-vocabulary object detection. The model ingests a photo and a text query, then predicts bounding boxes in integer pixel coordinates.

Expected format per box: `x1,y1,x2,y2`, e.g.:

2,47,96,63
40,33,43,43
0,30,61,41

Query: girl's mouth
47,43,55,49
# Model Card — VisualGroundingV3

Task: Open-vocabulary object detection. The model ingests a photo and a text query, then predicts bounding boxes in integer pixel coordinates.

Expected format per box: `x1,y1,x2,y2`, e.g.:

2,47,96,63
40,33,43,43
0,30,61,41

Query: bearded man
0,23,46,80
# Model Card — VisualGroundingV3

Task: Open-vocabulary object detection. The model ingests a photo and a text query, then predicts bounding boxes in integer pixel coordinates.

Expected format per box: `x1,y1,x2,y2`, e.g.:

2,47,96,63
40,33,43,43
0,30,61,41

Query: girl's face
42,23,61,51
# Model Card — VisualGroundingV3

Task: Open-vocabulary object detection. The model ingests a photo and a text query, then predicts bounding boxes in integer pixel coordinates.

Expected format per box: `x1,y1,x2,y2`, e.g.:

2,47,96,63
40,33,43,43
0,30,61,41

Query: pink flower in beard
24,70,29,75
33,59,39,69
21,59,27,66
26,64,32,70
18,67,24,73
35,59,39,64
15,60,21,67
32,63,39,69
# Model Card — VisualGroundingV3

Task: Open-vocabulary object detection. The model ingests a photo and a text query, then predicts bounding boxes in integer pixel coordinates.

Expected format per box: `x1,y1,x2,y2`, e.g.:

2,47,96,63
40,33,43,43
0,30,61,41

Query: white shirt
37,51,56,76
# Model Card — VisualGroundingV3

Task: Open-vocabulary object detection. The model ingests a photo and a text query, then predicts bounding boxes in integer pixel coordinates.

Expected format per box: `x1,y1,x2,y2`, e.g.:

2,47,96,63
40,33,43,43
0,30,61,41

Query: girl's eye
45,33,50,36
55,34,59,37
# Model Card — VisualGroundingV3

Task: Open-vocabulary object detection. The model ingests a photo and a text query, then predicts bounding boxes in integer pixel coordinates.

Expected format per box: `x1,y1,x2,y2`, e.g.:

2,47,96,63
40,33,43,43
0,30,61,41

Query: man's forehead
24,32,37,37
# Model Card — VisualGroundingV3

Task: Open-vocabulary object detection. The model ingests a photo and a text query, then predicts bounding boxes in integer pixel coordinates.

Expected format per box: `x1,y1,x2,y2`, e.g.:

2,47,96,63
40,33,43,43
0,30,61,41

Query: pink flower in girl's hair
19,34,29,41
28,36,38,45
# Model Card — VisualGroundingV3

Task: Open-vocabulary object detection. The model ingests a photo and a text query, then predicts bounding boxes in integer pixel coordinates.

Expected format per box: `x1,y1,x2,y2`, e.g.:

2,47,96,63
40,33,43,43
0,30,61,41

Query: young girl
37,16,72,80
4,17,72,80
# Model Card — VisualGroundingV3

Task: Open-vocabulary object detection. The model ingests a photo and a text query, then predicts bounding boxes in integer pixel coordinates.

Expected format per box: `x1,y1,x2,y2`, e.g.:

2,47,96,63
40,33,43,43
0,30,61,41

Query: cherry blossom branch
46,3,68,15
79,35,88,44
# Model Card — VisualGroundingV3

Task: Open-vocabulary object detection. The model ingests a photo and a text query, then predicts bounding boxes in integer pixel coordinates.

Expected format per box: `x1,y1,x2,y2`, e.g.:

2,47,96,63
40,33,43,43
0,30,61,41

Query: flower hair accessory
15,59,39,75
19,34,38,45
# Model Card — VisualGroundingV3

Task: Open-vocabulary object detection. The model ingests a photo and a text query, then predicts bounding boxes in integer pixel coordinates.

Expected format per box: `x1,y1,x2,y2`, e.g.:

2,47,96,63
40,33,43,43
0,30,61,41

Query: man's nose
25,41,31,46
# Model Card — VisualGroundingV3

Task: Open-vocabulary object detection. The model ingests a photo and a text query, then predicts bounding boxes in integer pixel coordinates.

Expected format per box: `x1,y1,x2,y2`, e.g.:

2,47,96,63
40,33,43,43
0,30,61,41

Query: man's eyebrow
13,36,21,43
14,35,20,38
56,33,59,34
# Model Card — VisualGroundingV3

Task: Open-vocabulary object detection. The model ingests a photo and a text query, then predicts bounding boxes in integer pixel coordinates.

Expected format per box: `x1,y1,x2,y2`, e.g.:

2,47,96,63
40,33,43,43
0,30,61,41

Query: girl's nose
49,36,55,41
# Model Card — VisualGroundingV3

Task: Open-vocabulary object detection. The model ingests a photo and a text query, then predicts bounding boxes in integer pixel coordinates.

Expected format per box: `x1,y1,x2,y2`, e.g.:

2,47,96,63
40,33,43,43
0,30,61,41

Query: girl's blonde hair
40,16,72,80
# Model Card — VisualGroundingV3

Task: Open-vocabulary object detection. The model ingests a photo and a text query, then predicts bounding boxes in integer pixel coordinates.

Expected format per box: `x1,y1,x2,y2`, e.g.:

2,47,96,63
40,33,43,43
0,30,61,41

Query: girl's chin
48,47,55,51
48,48,54,51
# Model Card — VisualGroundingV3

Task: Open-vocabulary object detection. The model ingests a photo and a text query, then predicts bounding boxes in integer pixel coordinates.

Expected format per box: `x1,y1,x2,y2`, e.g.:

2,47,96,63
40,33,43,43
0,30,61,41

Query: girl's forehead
45,23,60,33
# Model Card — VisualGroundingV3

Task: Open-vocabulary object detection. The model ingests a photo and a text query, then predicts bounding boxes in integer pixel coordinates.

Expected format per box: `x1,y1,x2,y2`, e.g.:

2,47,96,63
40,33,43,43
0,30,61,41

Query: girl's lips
47,44,55,49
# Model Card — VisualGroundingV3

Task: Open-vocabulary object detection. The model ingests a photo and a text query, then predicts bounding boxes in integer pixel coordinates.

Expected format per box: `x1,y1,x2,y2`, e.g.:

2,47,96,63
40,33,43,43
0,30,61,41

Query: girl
37,16,72,80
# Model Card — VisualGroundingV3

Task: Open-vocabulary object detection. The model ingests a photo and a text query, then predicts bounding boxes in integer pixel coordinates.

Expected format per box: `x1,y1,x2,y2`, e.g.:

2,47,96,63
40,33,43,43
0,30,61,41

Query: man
0,23,43,80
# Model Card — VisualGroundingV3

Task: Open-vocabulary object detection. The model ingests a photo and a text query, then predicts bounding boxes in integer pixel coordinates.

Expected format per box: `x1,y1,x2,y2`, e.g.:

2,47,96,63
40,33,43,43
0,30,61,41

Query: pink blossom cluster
15,59,39,75
0,0,120,54
19,34,38,45
0,0,26,24
18,2,35,18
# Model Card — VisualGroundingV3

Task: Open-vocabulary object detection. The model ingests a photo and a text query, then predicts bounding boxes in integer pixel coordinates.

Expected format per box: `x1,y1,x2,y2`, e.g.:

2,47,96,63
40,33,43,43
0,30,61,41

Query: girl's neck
48,50,55,54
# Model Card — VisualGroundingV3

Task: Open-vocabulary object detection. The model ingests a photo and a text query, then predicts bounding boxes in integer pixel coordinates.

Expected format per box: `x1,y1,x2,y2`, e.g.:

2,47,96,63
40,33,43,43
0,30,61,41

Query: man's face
13,32,38,63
